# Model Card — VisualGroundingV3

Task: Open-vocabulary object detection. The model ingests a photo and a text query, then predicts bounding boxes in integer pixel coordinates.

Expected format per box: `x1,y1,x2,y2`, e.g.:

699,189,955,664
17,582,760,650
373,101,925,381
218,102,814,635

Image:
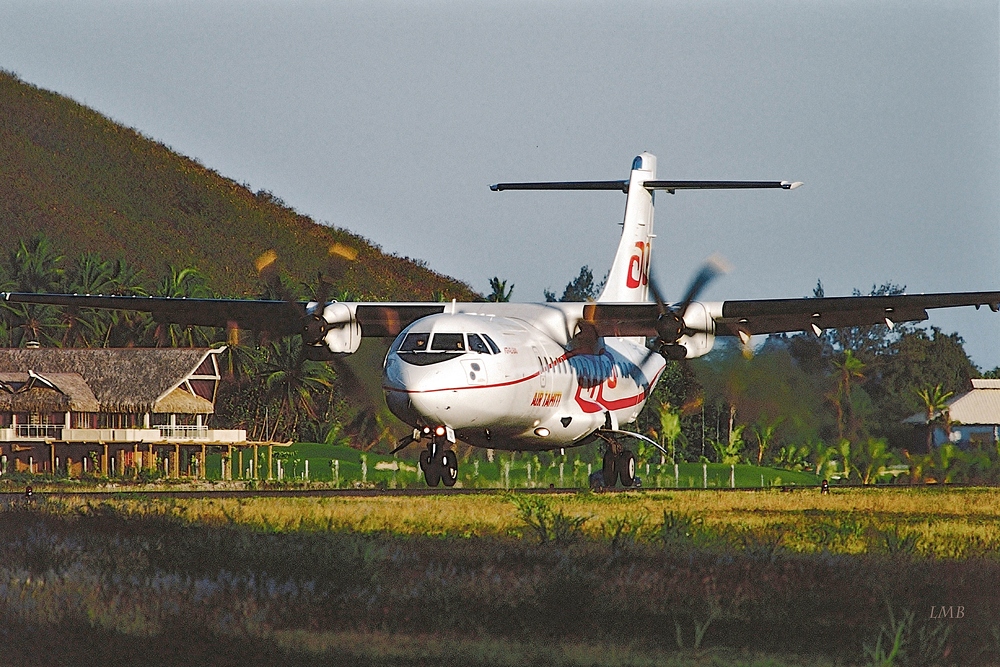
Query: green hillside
0,70,477,301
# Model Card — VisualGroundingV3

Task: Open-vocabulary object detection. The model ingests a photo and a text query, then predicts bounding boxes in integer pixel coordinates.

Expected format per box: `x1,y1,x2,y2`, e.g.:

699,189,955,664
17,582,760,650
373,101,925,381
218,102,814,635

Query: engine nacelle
680,301,717,359
321,302,362,354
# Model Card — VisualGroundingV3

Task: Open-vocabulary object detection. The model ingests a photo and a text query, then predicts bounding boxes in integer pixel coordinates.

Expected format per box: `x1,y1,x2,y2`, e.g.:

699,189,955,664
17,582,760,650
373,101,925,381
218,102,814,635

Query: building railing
0,425,246,443
155,425,210,439
13,424,61,439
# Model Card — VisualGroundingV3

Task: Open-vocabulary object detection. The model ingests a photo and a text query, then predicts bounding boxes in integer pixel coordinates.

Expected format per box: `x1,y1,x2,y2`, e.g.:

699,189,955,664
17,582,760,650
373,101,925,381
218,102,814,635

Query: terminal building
0,347,257,478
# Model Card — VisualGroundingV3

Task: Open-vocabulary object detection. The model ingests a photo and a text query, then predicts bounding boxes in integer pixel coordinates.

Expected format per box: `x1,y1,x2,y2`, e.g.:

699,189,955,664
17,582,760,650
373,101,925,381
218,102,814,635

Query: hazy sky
1,1,999,366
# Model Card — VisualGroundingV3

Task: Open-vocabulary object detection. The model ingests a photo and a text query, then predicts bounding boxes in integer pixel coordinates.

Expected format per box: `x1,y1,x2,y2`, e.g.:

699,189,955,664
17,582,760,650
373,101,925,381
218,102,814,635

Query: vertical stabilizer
597,153,656,303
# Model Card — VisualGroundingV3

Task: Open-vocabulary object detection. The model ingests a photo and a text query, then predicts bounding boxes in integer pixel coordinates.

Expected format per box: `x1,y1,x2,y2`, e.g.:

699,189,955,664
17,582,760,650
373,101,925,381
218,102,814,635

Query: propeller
254,247,411,448
301,243,359,347
641,254,731,364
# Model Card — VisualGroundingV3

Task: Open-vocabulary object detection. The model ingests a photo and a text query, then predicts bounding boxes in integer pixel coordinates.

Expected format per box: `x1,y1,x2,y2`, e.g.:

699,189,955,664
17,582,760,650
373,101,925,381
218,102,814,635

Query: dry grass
4,487,1000,665
39,487,1000,557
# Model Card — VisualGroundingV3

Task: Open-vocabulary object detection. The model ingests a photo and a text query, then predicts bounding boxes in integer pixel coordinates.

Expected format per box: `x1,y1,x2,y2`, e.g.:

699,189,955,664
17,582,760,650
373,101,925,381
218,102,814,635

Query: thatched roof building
0,371,99,413
0,348,221,414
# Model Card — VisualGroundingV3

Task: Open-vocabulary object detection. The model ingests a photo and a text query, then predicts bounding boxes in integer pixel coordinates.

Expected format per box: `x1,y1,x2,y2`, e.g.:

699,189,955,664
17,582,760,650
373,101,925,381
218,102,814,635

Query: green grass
202,442,821,489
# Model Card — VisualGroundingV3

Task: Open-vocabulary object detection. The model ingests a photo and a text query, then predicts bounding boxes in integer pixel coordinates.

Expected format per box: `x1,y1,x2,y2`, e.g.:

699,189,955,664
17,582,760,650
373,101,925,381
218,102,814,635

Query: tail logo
626,241,650,289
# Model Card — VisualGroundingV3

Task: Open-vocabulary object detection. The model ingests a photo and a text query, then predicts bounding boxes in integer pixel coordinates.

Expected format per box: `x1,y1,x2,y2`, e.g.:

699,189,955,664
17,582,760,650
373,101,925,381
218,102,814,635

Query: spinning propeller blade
640,255,730,365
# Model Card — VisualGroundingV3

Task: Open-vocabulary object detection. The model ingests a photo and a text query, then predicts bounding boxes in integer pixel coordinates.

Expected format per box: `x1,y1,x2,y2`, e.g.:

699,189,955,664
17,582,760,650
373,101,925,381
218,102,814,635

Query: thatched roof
154,387,215,414
0,372,100,413
0,348,218,413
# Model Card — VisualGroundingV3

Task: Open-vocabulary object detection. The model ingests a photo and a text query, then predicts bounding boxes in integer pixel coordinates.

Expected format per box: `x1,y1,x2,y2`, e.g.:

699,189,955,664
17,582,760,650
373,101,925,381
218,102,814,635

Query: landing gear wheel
617,450,636,487
602,450,618,488
420,448,441,487
440,449,459,487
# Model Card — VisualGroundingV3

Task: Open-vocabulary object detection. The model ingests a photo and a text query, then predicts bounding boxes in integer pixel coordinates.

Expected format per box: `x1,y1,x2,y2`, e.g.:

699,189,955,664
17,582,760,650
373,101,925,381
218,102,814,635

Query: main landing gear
599,437,637,488
420,440,458,487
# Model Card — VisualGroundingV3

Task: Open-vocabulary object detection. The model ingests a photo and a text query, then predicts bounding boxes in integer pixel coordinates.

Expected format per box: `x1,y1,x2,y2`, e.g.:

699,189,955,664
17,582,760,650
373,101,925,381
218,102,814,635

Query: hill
0,70,477,301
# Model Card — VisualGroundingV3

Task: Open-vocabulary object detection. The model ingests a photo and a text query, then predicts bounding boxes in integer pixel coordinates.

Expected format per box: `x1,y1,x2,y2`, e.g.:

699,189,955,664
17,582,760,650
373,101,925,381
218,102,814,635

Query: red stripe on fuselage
383,349,663,417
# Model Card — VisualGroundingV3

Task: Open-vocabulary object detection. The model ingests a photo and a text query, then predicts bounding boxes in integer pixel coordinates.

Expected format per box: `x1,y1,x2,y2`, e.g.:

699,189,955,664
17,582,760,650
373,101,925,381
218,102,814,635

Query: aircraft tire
424,462,442,487
617,450,636,487
421,449,441,486
440,450,459,487
602,450,618,487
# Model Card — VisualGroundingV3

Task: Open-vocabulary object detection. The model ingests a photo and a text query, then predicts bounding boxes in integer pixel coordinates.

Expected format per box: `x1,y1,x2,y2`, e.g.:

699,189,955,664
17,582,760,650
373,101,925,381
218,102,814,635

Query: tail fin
597,153,656,303
489,153,799,306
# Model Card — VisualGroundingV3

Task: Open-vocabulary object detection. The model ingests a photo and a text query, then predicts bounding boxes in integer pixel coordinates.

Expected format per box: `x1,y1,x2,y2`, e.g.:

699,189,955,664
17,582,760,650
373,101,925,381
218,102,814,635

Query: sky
1,1,999,367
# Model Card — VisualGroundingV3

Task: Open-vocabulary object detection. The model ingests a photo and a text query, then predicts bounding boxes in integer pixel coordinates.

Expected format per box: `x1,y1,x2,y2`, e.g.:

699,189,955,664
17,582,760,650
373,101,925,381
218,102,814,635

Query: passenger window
400,332,429,352
431,333,466,351
468,334,490,354
482,334,501,354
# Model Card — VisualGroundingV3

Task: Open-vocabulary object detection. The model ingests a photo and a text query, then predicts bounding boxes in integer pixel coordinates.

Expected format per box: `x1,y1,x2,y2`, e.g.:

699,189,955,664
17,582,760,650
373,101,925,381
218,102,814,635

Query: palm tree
150,266,217,347
752,418,783,464
3,234,66,346
915,384,955,454
261,337,338,440
830,350,865,441
99,257,150,347
487,277,514,302
7,234,64,293
60,252,121,347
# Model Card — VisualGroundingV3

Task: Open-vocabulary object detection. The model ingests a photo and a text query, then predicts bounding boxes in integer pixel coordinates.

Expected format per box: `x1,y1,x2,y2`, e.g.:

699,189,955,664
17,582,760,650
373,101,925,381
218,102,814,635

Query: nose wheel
420,441,459,487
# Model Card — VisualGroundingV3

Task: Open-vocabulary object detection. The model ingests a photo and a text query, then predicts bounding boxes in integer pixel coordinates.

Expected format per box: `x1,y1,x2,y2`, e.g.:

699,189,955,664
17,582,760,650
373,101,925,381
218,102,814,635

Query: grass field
2,487,998,666
203,442,821,489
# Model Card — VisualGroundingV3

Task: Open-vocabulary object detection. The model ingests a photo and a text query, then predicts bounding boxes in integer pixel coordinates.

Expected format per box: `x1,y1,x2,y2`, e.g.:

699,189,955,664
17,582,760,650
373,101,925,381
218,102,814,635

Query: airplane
6,152,1000,488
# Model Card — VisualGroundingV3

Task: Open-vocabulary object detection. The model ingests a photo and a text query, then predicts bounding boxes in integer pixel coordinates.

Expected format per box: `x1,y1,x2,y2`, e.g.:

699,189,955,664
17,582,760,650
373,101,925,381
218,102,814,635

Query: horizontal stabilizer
643,180,802,192
491,180,802,193
490,180,628,192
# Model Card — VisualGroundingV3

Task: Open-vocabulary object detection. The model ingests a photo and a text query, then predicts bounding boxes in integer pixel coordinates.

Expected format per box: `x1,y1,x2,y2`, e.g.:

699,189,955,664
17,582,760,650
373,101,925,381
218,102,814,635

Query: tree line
0,234,348,445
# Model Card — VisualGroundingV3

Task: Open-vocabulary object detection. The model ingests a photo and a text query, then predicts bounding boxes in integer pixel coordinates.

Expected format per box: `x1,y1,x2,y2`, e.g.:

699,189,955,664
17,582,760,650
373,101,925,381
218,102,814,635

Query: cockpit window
400,332,429,352
431,333,465,351
482,334,501,354
467,333,490,354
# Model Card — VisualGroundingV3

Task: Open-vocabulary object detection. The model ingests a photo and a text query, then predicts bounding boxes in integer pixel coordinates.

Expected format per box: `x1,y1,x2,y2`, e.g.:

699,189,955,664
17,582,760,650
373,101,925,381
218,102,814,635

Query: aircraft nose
382,354,458,423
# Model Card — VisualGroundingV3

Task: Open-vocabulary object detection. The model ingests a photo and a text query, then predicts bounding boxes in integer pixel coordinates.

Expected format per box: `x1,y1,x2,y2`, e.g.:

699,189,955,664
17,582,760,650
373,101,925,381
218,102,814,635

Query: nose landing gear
419,440,459,487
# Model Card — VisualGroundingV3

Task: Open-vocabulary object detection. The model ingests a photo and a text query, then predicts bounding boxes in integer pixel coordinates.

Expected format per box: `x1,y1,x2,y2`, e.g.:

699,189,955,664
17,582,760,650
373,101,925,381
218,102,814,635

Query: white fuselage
382,312,666,451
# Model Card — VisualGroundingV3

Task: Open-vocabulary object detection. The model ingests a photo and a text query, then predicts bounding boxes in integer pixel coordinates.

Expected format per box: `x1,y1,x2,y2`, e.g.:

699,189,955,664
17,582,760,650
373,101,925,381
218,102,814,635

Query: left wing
712,292,1000,337
580,291,1000,340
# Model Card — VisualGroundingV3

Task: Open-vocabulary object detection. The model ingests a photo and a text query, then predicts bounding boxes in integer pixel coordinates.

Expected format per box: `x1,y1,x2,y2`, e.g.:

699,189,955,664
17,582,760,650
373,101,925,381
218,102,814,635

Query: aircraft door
532,346,545,388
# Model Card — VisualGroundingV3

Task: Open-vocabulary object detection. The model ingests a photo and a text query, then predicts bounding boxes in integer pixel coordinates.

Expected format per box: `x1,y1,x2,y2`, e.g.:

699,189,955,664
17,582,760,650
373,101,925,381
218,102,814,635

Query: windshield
400,332,429,352
431,333,465,351
468,334,491,354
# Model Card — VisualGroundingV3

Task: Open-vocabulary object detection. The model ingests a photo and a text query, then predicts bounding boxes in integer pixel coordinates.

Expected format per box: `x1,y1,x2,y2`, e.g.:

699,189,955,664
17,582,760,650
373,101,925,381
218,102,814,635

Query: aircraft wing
1,292,448,338
714,292,1000,337
581,291,1000,339
3,293,307,335
6,290,1000,342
